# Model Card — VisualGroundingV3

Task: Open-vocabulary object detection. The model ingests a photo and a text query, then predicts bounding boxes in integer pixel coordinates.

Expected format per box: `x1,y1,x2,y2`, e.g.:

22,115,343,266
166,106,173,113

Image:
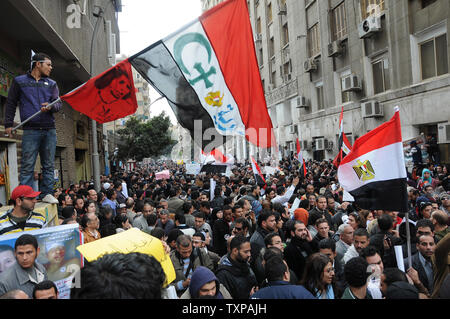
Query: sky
118,0,203,124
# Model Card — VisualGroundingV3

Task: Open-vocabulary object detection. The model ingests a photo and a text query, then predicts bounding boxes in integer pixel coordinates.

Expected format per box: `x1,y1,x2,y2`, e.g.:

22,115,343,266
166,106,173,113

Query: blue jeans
20,129,57,197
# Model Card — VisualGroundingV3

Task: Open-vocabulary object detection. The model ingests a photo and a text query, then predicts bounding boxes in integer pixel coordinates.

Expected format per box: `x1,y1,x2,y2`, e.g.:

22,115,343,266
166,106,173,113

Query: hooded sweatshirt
188,266,223,299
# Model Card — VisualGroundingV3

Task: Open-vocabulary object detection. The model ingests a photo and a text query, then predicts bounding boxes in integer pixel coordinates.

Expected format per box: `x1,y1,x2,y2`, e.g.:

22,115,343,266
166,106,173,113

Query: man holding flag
5,53,62,200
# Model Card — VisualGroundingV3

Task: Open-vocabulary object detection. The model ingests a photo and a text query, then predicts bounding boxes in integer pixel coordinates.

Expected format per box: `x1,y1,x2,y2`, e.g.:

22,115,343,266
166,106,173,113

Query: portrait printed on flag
93,64,134,122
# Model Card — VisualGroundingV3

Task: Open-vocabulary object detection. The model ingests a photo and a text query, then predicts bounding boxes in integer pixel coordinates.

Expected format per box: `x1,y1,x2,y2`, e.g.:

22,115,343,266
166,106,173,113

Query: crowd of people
0,154,449,299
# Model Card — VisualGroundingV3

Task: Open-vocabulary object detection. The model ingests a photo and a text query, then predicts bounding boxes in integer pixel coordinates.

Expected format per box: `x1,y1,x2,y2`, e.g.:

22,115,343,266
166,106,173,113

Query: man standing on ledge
4,53,62,200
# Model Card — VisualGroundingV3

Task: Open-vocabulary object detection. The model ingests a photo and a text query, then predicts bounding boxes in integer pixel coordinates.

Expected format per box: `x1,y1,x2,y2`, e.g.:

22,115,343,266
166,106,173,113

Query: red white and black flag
61,59,139,123
127,0,276,150
251,156,266,189
296,138,307,177
333,106,352,168
337,108,408,212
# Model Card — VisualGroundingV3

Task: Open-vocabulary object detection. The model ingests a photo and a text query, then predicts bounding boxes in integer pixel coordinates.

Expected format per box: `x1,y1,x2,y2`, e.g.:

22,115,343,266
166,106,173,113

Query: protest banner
155,170,170,180
0,224,83,299
185,163,201,175
76,228,175,287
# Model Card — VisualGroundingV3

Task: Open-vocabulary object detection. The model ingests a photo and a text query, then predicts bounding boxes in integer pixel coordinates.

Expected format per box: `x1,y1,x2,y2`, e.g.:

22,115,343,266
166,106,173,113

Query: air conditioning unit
326,140,334,151
327,40,343,57
361,101,383,118
437,122,450,144
296,96,309,108
304,58,317,73
315,138,325,151
255,33,262,42
358,15,382,39
289,125,297,134
342,74,361,92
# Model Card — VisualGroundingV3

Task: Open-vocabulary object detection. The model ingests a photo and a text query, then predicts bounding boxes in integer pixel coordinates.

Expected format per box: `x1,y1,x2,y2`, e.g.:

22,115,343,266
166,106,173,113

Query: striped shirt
0,209,46,236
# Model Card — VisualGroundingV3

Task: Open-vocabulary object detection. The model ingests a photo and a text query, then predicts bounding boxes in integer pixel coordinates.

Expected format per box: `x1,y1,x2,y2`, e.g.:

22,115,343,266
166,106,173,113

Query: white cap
103,182,111,190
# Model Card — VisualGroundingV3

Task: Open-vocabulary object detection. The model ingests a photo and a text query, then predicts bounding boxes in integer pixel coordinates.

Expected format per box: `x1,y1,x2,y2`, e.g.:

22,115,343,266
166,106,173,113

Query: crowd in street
2,152,449,299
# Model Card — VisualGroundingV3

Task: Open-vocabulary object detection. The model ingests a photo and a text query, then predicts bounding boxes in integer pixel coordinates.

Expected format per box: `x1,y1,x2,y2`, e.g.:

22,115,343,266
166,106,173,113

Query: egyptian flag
333,106,352,168
128,0,275,150
251,156,266,189
337,108,408,212
61,59,138,123
296,138,307,177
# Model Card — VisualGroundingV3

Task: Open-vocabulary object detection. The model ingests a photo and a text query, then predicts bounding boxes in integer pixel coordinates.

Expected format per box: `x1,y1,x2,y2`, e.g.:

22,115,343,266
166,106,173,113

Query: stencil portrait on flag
0,224,83,299
128,0,276,153
61,59,138,124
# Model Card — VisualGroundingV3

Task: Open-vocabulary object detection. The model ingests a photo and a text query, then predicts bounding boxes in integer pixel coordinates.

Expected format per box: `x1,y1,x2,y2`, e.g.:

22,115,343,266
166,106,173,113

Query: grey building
203,0,450,165
0,0,122,203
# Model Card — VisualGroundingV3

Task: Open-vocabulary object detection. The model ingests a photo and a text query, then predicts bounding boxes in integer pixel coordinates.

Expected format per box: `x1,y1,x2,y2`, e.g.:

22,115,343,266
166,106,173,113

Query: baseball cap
119,203,126,209
11,185,41,201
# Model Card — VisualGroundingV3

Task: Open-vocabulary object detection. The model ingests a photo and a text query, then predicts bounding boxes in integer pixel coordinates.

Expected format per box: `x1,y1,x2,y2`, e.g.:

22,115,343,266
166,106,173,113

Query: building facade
202,0,450,164
0,0,122,204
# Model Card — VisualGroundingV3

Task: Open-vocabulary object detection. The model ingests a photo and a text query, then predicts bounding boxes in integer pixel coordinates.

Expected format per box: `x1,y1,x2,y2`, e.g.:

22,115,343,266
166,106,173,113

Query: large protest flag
128,0,275,150
60,59,139,124
337,108,408,212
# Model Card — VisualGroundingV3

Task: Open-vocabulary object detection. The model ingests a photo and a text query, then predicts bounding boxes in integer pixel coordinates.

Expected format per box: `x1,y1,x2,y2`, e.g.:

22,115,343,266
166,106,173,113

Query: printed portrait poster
0,224,83,299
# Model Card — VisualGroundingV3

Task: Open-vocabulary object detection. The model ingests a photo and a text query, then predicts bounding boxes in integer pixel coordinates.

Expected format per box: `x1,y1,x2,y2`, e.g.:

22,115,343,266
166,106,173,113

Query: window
271,70,276,87
258,48,264,67
267,2,273,24
256,17,262,34
420,34,448,80
316,83,324,110
340,73,351,103
269,37,275,58
282,24,289,46
308,23,320,57
283,61,290,76
360,0,385,20
332,2,348,41
372,57,390,94
422,0,437,9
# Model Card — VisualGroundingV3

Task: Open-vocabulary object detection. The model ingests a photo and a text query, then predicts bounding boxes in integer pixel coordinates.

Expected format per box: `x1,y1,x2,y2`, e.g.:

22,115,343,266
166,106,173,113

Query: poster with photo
0,224,83,299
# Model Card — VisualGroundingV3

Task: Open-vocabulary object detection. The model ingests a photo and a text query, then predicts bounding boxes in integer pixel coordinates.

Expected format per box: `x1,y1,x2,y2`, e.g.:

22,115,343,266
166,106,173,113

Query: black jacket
284,236,315,281
215,254,258,299
404,252,434,294
212,219,231,257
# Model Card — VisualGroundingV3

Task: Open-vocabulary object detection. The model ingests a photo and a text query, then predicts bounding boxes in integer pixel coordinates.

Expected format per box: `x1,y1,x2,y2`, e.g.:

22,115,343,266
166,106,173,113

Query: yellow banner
76,228,175,286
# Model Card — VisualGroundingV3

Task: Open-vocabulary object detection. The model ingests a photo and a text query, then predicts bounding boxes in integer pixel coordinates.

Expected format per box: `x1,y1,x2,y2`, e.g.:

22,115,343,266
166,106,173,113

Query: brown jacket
432,232,450,298
83,229,101,244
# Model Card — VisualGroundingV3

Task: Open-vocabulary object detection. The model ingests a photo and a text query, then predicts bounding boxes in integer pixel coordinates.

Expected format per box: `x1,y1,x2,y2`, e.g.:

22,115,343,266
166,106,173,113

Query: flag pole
11,98,62,132
405,211,412,270
90,6,104,192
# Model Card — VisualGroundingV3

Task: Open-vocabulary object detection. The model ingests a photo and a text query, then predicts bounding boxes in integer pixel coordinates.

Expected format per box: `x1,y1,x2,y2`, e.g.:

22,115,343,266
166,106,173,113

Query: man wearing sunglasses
0,185,46,236
5,53,61,201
